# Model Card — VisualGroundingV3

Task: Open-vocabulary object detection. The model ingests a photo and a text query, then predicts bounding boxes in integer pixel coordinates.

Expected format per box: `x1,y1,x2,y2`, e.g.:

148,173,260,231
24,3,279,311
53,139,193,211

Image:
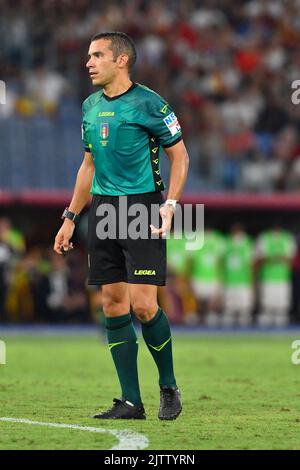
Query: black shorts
87,192,166,286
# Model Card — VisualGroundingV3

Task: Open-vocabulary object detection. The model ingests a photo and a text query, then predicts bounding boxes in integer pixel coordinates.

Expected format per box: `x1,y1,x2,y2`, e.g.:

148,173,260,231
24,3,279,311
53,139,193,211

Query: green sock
141,308,177,388
105,313,142,406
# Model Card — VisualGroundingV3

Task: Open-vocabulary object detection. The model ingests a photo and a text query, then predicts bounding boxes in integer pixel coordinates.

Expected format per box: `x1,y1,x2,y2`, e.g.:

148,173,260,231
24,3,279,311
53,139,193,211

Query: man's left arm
164,140,189,201
150,140,189,236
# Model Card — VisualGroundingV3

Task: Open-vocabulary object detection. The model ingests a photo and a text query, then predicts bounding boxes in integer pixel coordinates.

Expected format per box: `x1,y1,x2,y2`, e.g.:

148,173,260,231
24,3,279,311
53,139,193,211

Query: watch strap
61,207,80,224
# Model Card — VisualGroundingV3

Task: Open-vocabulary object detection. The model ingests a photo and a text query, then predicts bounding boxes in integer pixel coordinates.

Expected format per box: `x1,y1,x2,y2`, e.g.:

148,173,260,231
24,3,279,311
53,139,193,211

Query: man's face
86,39,118,86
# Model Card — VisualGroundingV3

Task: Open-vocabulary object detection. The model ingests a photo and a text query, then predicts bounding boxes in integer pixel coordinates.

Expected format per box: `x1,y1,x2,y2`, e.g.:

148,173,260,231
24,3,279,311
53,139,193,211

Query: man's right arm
68,151,95,214
53,152,94,255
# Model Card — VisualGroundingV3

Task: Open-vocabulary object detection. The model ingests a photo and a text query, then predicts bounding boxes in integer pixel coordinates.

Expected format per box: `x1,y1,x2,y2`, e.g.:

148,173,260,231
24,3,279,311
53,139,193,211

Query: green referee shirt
81,83,182,196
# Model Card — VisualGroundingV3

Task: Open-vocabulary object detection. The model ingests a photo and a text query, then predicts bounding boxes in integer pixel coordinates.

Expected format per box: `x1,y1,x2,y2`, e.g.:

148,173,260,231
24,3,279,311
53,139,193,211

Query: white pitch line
0,417,149,450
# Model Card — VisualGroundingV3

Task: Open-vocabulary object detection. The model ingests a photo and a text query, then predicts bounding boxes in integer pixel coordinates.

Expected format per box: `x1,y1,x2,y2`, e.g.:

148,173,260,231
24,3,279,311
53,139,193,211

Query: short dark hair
91,31,137,71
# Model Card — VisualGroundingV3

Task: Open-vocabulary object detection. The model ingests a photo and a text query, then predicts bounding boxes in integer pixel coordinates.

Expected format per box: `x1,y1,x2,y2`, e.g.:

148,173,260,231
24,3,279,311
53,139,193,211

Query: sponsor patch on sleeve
163,112,181,136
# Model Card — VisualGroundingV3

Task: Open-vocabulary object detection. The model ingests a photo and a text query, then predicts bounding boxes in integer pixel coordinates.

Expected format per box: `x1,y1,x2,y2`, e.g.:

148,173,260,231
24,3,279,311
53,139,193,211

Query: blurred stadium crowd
1,0,300,191
1,216,300,327
0,217,92,323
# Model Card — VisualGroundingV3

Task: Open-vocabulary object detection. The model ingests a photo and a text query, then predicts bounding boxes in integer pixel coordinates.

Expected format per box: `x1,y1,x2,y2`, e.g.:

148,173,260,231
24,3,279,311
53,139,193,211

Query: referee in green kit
54,32,189,420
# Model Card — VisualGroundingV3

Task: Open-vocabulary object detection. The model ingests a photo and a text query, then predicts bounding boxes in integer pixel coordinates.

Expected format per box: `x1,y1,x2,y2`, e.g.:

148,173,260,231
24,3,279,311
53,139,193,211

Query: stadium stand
1,0,300,192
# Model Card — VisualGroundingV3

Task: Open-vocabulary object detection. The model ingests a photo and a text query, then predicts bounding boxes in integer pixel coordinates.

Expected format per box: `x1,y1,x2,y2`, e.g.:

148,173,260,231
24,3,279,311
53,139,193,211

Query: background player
255,223,296,327
223,224,254,327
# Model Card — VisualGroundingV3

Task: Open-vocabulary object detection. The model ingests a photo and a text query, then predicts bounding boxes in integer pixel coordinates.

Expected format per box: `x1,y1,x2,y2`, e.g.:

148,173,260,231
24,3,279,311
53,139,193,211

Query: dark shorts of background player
87,192,166,286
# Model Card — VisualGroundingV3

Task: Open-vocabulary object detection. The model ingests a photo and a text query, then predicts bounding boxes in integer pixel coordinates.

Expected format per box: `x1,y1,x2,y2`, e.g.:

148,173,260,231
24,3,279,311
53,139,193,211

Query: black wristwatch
61,207,80,224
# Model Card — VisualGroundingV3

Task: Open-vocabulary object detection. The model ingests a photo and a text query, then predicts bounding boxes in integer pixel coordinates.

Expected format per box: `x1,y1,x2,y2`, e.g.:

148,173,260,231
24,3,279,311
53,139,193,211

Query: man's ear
117,54,129,68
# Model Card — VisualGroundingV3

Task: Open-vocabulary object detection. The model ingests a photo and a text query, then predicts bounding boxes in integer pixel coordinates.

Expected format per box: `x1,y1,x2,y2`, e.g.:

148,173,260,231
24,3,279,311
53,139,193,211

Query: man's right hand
54,219,75,255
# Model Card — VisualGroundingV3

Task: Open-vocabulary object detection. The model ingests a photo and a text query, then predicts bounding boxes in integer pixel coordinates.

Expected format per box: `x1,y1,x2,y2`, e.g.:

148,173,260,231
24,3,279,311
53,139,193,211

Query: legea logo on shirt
98,112,115,117
163,112,181,136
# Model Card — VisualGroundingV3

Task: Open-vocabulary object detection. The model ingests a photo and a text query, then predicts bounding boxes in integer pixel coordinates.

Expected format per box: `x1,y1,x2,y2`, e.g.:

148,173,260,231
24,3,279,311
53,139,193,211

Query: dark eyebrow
87,51,104,59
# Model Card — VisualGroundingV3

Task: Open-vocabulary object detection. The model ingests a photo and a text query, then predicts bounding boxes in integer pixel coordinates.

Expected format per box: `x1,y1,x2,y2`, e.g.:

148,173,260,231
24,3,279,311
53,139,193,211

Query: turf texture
0,333,300,450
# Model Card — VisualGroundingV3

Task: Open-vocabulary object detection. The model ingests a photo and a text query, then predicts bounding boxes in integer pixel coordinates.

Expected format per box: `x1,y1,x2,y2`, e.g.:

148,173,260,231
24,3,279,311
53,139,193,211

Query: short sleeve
81,102,91,153
145,94,182,148
81,123,90,152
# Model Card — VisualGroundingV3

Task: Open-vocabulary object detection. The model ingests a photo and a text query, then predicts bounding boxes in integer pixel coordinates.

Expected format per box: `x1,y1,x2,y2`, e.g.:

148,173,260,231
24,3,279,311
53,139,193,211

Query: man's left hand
150,204,175,237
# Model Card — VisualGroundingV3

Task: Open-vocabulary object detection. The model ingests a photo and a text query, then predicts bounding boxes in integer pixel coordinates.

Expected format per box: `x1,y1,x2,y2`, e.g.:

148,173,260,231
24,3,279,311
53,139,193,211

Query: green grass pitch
0,332,300,450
